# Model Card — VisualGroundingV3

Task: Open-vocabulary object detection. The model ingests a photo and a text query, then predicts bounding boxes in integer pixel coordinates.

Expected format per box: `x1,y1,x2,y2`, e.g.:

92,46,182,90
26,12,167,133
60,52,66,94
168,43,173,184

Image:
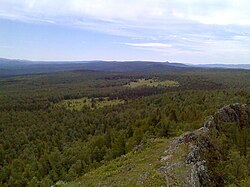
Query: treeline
1,69,246,111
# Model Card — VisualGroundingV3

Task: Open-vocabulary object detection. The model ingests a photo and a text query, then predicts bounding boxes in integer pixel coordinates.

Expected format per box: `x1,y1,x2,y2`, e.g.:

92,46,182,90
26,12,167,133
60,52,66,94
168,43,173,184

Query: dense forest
0,69,249,186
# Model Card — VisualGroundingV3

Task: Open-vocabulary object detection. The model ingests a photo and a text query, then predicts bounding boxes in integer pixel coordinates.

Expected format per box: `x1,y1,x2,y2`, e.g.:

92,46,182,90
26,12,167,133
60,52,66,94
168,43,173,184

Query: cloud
0,0,250,63
0,0,250,26
124,42,172,48
172,0,250,25
1,0,250,39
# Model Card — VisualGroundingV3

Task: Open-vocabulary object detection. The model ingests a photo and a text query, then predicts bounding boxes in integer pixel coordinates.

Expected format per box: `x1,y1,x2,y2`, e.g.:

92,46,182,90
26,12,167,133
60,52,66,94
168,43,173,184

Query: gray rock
160,103,250,187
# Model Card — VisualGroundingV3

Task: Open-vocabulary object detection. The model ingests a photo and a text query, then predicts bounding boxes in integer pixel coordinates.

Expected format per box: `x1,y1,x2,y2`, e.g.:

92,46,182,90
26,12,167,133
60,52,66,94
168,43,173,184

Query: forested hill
1,58,250,76
0,58,191,76
62,103,250,186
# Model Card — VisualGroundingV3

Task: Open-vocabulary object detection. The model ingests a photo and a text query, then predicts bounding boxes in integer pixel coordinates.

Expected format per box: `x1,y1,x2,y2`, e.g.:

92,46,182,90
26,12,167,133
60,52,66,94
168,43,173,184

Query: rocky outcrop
159,103,250,187
205,103,250,130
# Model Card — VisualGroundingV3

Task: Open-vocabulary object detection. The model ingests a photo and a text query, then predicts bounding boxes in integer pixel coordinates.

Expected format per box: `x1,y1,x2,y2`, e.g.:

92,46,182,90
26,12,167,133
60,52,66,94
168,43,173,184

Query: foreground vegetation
0,69,249,186
61,138,172,187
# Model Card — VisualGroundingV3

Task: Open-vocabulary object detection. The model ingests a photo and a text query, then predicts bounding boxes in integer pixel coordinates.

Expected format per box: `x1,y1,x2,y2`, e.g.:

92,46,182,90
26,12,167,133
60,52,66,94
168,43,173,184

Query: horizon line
1,57,250,65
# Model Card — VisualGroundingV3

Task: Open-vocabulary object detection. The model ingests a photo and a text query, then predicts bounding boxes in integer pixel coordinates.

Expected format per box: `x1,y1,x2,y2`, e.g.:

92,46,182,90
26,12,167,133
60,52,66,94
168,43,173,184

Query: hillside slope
59,103,250,187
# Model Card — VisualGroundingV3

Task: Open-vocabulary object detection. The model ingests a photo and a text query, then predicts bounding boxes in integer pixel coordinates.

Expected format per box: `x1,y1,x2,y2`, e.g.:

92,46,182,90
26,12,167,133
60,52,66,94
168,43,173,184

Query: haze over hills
190,63,250,70
0,58,191,76
0,58,249,76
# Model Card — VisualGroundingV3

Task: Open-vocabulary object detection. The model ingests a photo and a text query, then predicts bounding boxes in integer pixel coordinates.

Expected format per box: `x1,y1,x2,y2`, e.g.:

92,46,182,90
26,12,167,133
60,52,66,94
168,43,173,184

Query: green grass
59,138,189,187
55,97,125,111
60,139,170,187
125,79,179,88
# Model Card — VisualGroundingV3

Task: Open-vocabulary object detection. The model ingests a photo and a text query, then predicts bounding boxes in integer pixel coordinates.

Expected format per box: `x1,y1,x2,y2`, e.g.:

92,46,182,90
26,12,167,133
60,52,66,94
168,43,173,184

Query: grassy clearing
55,97,124,111
125,79,179,88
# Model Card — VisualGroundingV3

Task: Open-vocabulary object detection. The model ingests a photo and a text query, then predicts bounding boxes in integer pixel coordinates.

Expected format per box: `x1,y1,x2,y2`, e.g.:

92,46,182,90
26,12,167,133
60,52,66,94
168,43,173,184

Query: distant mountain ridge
0,58,191,76
0,58,249,76
191,63,250,70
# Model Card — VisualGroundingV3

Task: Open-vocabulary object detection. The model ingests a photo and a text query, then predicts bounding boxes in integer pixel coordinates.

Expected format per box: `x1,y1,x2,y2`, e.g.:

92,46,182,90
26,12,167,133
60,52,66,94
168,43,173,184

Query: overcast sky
0,0,250,64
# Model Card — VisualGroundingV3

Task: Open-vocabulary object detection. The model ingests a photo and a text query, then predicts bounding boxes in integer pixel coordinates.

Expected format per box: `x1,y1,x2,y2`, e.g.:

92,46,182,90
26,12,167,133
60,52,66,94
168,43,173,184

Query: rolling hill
0,58,191,76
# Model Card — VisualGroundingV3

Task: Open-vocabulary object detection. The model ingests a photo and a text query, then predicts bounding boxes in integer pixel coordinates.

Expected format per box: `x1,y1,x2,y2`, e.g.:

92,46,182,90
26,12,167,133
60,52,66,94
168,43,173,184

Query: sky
0,0,250,64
